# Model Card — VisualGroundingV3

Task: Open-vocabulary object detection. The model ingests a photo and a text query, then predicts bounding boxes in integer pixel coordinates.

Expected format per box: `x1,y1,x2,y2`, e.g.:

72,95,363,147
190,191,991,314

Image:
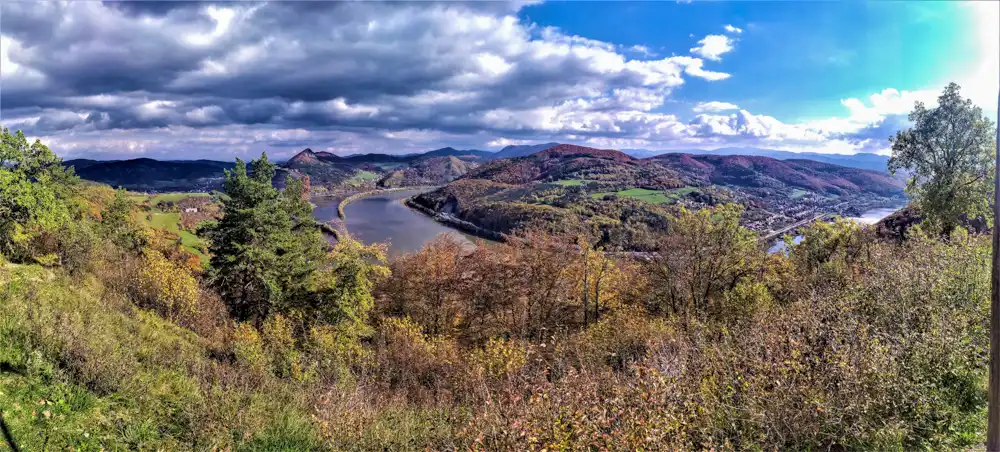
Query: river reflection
312,189,474,257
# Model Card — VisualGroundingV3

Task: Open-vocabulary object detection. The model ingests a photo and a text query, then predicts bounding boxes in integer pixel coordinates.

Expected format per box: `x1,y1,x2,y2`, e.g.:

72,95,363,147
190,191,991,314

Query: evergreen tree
205,153,325,325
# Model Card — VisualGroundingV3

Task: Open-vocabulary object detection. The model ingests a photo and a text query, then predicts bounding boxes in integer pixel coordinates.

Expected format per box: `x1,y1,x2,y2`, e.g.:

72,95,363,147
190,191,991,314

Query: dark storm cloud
8,0,872,159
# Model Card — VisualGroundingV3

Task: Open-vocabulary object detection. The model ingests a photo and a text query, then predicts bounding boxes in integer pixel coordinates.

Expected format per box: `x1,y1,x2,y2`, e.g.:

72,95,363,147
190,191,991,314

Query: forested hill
65,158,235,192
652,153,904,197
411,144,906,250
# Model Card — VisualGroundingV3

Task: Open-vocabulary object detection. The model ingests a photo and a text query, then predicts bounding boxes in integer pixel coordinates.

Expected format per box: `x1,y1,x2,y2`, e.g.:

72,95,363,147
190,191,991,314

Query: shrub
136,249,199,321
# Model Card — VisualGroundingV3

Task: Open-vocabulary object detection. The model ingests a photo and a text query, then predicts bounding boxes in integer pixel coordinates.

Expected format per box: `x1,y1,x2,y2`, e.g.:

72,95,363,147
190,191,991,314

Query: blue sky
1,1,996,159
521,1,981,122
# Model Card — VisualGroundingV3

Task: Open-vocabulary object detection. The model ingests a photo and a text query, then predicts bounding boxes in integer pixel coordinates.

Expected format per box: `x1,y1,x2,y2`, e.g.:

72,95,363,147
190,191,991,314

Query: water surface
313,189,473,256
768,205,905,253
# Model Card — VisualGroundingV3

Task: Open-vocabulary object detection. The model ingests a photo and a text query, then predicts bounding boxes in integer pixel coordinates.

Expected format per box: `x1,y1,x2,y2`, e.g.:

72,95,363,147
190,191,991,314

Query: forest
0,83,997,450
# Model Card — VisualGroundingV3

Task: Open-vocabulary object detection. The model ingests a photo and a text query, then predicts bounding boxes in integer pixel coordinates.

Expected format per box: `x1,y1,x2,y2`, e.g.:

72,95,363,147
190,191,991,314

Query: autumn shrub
373,317,461,403
136,249,199,321
558,306,672,373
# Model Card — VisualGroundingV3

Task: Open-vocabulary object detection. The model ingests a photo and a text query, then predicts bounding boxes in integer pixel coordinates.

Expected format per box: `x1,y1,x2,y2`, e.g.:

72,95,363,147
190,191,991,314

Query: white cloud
724,24,743,34
690,34,735,61
693,101,739,113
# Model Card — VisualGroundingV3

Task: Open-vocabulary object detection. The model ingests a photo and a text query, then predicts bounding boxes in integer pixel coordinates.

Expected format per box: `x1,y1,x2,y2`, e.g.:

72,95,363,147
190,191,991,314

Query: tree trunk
987,83,1000,451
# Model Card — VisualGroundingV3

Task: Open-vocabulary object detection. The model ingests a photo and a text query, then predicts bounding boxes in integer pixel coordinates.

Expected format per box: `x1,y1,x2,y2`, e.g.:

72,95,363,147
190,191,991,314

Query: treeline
0,83,996,450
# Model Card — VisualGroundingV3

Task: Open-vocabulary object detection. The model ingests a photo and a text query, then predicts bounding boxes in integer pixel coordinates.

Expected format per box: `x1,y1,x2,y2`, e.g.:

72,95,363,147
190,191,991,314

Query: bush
136,249,199,321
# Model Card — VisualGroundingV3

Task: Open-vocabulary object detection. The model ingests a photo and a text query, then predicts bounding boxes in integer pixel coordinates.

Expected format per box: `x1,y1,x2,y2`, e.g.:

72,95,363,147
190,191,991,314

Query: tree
0,128,78,262
645,204,763,322
381,234,465,336
204,153,325,325
889,82,996,236
305,234,390,338
100,188,149,254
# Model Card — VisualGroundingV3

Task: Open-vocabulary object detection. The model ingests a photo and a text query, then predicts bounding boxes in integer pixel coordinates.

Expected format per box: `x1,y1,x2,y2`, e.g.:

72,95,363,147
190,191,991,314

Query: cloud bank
0,1,983,159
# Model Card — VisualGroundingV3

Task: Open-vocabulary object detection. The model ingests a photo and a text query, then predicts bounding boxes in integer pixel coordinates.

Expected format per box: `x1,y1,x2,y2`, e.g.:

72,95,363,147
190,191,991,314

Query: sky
1,1,997,160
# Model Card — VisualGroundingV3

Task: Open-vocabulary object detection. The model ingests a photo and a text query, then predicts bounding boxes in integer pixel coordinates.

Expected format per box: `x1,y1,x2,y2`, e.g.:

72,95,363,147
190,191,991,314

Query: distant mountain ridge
652,153,902,197
65,158,235,192
623,147,891,173
62,143,898,193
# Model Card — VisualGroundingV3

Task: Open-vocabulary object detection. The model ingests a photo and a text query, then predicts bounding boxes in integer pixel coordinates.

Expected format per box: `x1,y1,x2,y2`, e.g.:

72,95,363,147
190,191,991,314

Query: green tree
204,153,325,325
304,234,390,337
888,82,996,236
100,188,149,253
0,128,78,262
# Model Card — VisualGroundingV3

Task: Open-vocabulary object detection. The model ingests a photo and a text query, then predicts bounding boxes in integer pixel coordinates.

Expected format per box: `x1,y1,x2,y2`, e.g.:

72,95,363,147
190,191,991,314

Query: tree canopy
204,153,326,325
0,127,78,262
888,82,996,235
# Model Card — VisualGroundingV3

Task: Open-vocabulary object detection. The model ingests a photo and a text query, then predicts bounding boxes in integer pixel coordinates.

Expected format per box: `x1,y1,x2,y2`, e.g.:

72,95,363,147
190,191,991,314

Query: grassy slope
0,261,321,450
347,170,380,186
590,187,698,205
550,179,595,187
131,193,211,265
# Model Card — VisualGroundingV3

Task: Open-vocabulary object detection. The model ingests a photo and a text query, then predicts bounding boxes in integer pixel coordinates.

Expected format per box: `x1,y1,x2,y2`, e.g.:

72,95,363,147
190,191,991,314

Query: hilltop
281,147,487,189
378,155,477,188
623,147,893,172
652,153,903,197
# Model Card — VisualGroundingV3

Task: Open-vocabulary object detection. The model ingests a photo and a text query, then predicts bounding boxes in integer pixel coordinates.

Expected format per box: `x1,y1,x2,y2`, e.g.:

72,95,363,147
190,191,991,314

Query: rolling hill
652,153,903,197
487,142,560,160
623,147,892,173
67,158,235,192
412,144,906,250
378,156,478,188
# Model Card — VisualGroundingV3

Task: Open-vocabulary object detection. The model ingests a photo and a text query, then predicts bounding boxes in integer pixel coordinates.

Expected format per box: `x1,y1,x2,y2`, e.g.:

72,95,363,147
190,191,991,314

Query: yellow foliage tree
137,249,199,321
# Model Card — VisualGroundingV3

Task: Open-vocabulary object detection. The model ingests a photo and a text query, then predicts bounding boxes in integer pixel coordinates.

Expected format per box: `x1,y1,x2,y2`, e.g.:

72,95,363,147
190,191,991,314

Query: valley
64,142,907,254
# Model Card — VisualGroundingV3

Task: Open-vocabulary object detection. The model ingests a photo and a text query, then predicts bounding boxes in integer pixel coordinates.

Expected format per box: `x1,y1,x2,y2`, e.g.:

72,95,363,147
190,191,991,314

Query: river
312,189,474,257
314,190,905,257
767,205,906,253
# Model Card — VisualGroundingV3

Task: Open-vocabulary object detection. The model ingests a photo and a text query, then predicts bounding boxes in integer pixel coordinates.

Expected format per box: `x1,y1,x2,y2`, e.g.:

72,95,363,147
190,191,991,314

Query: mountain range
61,142,899,193
624,147,892,173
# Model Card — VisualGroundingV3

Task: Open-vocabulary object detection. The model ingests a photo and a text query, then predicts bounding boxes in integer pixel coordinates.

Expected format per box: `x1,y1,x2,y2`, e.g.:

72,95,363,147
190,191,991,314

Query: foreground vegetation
0,83,996,450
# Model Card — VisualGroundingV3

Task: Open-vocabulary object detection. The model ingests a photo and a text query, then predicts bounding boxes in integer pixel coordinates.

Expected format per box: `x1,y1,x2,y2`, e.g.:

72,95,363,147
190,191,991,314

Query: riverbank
337,186,439,219
404,198,505,242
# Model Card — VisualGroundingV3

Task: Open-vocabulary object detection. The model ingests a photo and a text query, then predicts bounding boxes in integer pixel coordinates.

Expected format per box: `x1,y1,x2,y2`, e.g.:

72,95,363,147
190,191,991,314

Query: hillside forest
0,83,997,450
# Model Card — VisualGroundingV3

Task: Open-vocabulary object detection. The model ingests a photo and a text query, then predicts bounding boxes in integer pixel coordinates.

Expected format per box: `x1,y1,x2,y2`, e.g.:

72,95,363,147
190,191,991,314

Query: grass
128,192,211,204
589,186,700,205
551,179,595,187
790,189,810,199
347,171,380,186
125,192,212,265
145,213,208,264
0,263,322,450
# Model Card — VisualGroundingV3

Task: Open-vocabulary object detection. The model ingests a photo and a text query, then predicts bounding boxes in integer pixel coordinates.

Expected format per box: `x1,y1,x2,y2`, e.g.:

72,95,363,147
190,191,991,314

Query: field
129,192,210,204
551,179,595,187
347,170,380,186
590,187,698,205
130,192,212,265
790,188,810,199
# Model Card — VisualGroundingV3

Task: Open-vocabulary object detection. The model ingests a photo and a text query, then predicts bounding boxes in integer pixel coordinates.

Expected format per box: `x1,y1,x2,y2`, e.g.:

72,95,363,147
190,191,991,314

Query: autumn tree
574,237,628,325
304,234,390,338
889,82,996,236
381,234,466,336
645,204,763,322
